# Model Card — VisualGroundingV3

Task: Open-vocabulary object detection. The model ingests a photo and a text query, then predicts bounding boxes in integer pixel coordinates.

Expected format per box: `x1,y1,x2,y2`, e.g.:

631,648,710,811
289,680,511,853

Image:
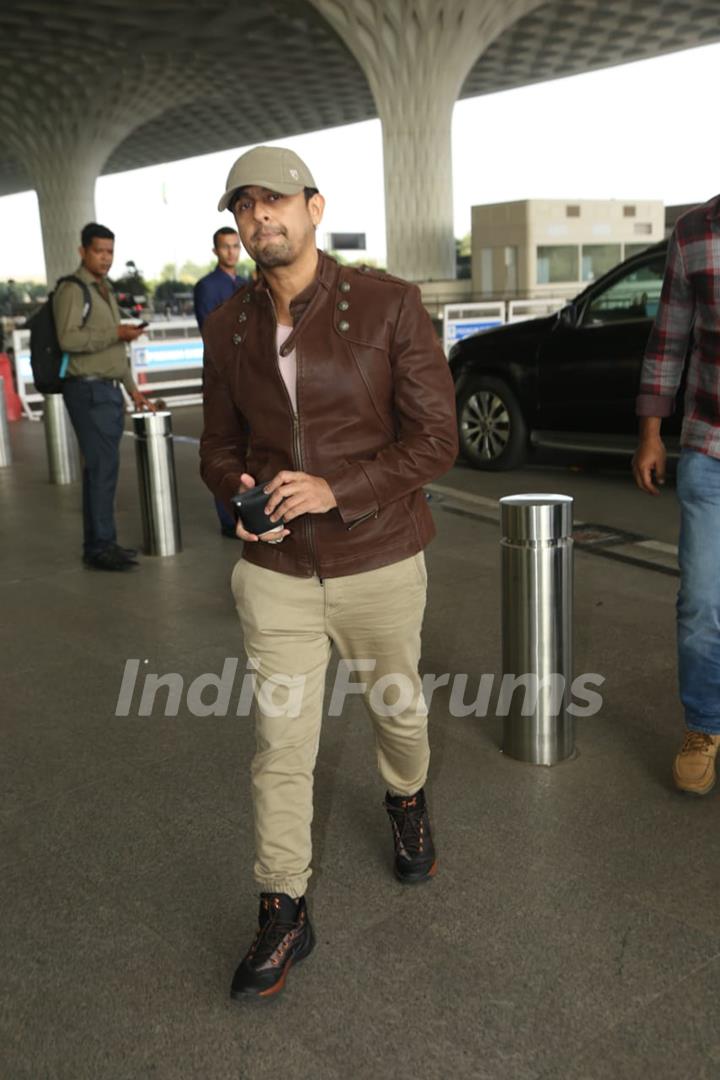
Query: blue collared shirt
193,266,244,329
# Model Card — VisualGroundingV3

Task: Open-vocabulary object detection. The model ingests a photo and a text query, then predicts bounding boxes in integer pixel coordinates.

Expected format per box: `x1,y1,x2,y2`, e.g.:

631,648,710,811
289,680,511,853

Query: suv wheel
457,375,528,470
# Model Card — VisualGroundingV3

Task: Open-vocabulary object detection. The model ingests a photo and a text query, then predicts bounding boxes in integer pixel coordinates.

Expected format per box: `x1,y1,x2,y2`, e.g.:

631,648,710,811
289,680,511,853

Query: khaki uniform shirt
53,265,137,393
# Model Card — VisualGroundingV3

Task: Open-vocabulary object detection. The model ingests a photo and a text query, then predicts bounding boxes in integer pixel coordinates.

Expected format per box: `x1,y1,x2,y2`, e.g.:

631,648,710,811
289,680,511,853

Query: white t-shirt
276,324,297,414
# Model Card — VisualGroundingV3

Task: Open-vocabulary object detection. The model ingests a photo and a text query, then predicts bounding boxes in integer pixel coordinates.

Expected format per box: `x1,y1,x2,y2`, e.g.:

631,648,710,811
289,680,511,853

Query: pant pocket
411,552,427,587
230,557,247,602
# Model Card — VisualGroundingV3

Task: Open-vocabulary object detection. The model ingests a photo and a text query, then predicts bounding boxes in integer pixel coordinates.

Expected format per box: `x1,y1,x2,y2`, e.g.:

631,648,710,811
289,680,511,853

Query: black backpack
27,275,92,394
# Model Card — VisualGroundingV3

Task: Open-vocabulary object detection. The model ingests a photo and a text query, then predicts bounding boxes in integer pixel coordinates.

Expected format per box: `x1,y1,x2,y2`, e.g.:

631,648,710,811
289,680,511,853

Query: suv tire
457,375,528,470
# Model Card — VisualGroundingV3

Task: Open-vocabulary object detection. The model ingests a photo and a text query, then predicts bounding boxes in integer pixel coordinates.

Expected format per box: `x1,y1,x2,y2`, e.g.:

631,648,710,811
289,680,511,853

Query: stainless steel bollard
43,393,79,484
132,411,182,556
0,377,11,467
500,494,574,766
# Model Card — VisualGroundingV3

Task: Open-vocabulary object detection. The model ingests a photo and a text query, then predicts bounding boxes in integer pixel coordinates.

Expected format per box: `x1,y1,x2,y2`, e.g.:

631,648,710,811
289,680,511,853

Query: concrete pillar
309,0,544,281
33,150,103,285
3,55,185,287
376,87,457,282
11,127,118,286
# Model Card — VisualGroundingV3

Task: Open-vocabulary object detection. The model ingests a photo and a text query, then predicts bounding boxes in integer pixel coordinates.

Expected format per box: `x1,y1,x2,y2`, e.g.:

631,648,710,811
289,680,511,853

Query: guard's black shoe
384,788,438,884
230,893,314,1001
111,543,139,560
83,547,137,571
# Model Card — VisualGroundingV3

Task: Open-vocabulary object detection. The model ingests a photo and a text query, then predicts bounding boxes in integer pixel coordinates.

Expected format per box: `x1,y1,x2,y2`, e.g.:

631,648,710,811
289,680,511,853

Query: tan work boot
673,730,720,795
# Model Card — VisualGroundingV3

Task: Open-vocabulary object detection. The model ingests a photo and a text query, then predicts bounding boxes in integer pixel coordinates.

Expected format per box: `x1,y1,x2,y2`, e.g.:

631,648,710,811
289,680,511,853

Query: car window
582,256,666,326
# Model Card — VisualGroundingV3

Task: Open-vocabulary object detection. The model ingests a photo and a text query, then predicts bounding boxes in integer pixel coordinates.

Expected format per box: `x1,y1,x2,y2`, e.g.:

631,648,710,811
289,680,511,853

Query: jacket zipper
346,509,379,531
268,292,319,580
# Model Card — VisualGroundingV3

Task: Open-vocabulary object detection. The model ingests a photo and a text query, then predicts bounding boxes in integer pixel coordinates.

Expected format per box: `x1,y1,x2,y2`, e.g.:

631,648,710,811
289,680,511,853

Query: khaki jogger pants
231,553,430,899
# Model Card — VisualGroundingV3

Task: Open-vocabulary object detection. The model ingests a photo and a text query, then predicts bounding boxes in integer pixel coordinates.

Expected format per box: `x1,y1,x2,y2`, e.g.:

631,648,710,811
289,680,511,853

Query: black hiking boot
384,788,438,884
230,893,314,1000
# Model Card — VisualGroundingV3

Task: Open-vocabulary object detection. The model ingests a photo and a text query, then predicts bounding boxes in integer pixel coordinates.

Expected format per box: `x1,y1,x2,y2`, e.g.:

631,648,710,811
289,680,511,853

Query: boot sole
674,774,716,796
83,561,138,571
394,858,438,885
230,926,315,1002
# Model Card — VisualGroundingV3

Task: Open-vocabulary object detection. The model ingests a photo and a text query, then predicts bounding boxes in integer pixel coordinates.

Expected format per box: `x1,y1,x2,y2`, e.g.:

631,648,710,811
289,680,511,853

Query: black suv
449,241,680,469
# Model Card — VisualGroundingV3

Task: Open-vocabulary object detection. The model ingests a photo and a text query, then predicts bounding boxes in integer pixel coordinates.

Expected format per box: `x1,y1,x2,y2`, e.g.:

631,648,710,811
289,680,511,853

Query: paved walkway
1,409,716,1080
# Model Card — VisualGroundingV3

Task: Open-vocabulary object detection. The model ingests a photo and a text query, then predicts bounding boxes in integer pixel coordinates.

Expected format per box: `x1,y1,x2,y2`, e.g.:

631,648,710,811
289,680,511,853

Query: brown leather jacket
199,251,458,578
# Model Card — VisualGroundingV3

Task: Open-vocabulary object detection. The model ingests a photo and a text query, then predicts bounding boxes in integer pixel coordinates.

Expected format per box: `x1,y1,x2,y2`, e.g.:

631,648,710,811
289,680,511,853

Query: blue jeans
62,379,125,556
677,449,720,734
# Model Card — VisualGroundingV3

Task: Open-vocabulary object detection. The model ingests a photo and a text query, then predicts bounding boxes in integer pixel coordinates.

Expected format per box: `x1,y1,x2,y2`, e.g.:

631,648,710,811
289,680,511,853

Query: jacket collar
253,249,338,318
704,194,720,220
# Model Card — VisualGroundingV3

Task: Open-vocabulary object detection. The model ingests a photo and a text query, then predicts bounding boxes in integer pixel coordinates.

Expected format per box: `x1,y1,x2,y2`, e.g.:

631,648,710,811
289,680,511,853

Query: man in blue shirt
194,227,244,328
194,227,245,535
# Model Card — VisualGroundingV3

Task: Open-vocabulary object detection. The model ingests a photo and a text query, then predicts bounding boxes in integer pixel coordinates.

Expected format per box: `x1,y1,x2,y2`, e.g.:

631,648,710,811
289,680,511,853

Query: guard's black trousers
62,379,125,556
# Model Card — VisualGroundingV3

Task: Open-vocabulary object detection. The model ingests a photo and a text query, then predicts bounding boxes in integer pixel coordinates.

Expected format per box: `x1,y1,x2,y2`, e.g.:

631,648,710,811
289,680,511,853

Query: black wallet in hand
231,485,284,535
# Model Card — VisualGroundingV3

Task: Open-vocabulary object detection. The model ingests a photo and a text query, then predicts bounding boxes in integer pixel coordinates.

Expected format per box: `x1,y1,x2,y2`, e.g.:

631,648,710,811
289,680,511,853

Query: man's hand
632,436,667,495
264,470,338,523
632,416,666,495
131,390,158,413
118,324,145,342
234,472,291,543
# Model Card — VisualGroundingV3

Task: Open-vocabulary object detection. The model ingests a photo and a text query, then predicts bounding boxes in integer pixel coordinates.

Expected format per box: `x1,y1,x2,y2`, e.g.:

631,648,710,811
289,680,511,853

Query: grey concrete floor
444,451,681,546
1,409,719,1080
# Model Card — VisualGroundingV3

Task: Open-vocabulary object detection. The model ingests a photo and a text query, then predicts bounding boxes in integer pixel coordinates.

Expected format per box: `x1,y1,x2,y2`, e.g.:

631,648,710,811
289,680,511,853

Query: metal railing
443,297,566,353
11,297,572,415
12,319,204,420
506,298,567,323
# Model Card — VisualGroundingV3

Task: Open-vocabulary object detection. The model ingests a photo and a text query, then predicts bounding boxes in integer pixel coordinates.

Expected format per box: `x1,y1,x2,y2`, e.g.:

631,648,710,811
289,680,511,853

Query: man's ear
78,245,85,261
309,193,325,227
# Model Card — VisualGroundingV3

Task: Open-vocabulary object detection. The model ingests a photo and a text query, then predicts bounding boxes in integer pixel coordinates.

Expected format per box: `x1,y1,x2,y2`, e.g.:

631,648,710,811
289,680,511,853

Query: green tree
457,233,471,257
159,262,179,282
154,279,188,303
179,260,213,283
111,259,149,301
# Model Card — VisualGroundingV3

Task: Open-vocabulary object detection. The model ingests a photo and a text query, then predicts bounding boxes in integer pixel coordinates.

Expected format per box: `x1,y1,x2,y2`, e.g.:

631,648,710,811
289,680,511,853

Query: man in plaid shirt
633,193,720,795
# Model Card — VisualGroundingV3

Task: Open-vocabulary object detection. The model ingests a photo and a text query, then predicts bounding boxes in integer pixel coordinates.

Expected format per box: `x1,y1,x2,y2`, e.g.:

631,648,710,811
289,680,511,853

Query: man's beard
255,244,293,269
253,230,293,269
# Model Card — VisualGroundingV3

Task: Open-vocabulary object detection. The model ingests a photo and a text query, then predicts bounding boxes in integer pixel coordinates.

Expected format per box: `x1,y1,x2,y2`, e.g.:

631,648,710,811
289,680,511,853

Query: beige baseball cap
217,146,317,212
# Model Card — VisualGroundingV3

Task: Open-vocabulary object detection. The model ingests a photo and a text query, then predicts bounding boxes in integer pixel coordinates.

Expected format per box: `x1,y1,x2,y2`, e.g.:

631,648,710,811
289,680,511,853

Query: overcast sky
1,40,719,282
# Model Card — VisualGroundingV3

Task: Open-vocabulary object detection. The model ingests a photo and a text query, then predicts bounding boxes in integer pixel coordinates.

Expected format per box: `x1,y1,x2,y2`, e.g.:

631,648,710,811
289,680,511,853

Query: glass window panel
581,244,622,282
583,256,666,325
504,246,518,293
480,248,493,294
536,245,578,284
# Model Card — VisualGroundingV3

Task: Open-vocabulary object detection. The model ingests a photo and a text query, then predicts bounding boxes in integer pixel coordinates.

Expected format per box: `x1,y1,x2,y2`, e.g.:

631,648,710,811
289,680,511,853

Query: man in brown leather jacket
200,146,458,1001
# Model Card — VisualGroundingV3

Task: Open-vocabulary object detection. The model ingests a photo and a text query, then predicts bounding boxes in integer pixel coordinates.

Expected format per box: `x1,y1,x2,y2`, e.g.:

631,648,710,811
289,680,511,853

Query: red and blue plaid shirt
637,193,720,456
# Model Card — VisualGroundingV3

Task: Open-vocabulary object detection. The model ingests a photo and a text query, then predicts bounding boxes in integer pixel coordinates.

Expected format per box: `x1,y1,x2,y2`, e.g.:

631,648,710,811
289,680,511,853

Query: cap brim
217,179,305,212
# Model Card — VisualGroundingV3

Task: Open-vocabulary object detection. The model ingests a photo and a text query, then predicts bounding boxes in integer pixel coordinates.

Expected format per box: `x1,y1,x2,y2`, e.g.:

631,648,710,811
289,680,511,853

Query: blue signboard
133,339,203,369
446,319,503,345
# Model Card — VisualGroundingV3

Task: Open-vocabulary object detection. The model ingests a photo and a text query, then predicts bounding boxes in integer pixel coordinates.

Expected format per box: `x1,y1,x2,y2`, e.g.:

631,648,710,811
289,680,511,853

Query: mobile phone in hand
231,486,285,535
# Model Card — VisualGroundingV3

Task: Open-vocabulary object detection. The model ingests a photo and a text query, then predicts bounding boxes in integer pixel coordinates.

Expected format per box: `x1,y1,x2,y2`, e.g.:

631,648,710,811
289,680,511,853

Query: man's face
80,237,114,278
214,232,240,271
232,187,324,270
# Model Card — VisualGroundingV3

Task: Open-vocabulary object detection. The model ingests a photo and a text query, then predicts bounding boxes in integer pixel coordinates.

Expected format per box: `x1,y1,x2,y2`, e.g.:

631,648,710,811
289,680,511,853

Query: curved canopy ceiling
0,0,717,198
